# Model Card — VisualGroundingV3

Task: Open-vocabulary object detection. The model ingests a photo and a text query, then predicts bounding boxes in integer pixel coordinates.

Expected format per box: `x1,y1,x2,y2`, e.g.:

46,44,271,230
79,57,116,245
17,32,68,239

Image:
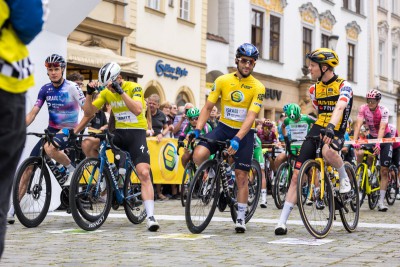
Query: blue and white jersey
34,79,85,129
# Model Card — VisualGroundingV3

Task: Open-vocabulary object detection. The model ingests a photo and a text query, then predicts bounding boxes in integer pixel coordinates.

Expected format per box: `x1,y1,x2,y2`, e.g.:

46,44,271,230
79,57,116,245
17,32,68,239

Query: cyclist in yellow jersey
193,43,265,233
275,48,352,236
73,62,159,232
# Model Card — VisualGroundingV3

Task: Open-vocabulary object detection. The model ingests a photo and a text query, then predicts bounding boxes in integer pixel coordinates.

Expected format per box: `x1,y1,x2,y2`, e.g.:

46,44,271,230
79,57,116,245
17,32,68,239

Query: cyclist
352,89,392,212
178,107,212,167
275,48,352,235
192,43,265,233
25,54,86,179
73,62,160,232
387,124,400,200
274,103,316,176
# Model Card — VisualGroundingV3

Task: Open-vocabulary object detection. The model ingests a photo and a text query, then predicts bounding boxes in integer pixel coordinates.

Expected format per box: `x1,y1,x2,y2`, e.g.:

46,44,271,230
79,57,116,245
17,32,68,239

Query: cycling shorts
378,132,393,167
30,127,60,157
113,129,150,166
198,123,254,172
294,124,344,170
392,147,400,168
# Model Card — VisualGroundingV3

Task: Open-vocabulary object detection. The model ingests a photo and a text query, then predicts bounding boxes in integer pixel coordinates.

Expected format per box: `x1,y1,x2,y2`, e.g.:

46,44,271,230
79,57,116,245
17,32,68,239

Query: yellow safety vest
0,0,34,94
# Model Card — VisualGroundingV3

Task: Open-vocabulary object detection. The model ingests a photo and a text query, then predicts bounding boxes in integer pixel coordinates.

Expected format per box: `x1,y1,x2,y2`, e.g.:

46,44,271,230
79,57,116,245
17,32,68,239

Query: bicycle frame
357,150,380,195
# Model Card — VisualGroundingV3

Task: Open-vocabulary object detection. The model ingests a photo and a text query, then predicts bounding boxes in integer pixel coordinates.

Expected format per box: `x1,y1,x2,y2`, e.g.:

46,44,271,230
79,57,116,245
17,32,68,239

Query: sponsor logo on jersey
241,84,252,89
231,91,244,102
257,94,264,101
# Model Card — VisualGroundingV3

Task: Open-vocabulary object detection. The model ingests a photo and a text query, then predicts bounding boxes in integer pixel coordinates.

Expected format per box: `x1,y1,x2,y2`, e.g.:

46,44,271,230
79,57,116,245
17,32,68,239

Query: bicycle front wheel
297,159,334,239
181,162,195,207
355,164,366,207
124,167,147,224
339,162,360,233
13,157,51,228
230,159,262,223
185,159,220,234
273,162,290,209
69,158,112,231
368,169,379,210
386,165,398,205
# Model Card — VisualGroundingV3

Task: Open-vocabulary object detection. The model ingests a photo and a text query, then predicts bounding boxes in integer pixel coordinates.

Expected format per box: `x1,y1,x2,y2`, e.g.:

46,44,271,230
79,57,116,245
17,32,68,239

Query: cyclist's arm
281,123,287,137
26,106,40,126
83,94,98,117
196,100,214,132
235,110,258,140
74,114,95,134
328,99,348,128
377,121,388,139
121,94,143,116
352,116,364,141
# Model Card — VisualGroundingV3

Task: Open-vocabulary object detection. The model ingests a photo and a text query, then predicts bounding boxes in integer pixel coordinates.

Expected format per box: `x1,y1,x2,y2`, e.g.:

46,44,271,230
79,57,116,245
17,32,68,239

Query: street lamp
328,35,339,51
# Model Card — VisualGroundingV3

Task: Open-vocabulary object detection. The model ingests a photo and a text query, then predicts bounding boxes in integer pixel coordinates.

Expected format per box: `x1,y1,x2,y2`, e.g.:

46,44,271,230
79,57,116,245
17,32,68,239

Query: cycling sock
379,190,386,204
337,165,348,180
261,189,267,200
278,202,294,225
144,200,154,218
66,164,75,172
237,203,247,222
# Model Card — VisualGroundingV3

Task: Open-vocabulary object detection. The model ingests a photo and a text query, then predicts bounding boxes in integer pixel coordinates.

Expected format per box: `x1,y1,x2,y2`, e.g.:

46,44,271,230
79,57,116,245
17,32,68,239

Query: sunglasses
239,58,255,66
45,62,62,68
367,99,378,104
189,117,199,121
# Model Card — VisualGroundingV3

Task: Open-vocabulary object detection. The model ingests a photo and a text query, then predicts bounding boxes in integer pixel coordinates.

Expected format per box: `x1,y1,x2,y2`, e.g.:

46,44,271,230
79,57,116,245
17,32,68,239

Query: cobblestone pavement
3,195,400,266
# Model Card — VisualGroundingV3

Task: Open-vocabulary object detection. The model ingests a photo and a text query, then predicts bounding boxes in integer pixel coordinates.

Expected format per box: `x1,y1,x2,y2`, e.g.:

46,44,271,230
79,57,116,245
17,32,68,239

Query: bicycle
297,131,359,238
12,129,83,228
355,148,380,209
386,164,398,206
69,130,147,231
261,144,282,197
177,137,197,207
185,136,262,234
273,140,302,209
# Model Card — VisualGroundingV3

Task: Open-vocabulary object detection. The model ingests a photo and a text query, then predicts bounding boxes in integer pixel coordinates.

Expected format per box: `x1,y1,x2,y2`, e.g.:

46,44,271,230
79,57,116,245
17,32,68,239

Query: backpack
5,0,47,44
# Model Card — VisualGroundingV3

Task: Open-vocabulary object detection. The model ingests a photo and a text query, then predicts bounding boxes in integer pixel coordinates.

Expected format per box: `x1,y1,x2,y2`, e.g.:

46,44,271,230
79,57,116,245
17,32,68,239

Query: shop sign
265,88,282,101
155,60,188,80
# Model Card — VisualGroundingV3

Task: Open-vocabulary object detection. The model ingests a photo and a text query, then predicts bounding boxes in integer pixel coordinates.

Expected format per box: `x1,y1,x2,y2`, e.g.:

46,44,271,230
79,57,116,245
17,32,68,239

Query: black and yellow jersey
93,81,147,130
309,75,353,134
208,72,265,129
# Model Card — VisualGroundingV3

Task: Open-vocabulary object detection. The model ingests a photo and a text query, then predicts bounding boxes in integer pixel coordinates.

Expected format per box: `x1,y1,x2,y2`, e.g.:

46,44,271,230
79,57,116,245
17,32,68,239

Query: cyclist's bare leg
235,169,249,204
193,145,211,166
43,143,71,167
82,137,100,158
181,149,191,167
135,163,154,201
380,166,389,191
355,148,364,165
322,145,343,169
274,153,287,172
18,166,34,200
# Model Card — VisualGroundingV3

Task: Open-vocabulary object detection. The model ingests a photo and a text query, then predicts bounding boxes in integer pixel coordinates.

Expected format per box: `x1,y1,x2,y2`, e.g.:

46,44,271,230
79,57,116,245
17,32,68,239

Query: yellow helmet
306,48,339,68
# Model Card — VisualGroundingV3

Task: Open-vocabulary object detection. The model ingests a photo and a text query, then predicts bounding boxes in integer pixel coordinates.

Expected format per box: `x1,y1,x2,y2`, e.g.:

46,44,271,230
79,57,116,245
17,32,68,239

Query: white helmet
98,62,121,86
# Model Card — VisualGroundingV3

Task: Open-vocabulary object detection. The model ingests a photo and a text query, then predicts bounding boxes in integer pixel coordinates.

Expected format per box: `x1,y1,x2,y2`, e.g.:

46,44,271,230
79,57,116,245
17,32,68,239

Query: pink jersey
388,124,400,149
357,104,390,138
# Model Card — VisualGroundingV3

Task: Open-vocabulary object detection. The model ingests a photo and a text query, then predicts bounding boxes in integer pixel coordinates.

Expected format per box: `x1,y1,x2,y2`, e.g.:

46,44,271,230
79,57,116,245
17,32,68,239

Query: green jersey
283,114,315,154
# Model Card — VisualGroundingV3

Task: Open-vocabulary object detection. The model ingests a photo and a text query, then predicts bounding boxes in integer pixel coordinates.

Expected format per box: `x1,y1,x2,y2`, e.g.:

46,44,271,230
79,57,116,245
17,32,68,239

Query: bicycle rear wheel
339,162,360,233
185,159,219,234
13,157,51,228
273,162,290,209
297,159,334,239
355,164,366,207
69,158,112,231
181,162,195,207
124,167,147,224
230,159,262,223
386,165,398,205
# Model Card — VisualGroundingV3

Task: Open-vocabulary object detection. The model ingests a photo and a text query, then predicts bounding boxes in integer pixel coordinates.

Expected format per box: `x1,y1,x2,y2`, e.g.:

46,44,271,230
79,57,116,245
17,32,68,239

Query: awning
67,42,140,76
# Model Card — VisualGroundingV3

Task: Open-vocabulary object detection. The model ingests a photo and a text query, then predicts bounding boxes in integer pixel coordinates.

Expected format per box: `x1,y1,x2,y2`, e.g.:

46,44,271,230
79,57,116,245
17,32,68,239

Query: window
147,0,160,10
343,0,349,9
347,43,355,82
169,0,174,7
269,15,280,61
393,0,398,14
321,34,329,48
251,10,263,57
180,0,190,21
392,45,398,80
378,0,385,8
355,0,361,14
379,41,385,76
303,27,312,66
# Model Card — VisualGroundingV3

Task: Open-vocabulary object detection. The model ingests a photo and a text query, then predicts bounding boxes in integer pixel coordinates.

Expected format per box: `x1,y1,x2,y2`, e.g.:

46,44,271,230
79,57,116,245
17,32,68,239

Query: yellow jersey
208,72,265,129
93,81,147,130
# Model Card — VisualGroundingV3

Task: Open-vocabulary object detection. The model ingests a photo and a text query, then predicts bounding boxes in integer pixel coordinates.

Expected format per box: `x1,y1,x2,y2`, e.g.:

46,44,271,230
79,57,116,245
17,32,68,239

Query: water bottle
228,170,236,189
118,168,126,188
225,165,232,188
56,163,66,176
109,163,118,179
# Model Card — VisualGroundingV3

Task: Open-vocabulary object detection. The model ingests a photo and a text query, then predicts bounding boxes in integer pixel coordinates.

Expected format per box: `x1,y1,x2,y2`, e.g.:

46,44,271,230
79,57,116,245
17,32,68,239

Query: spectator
207,106,219,130
173,102,194,137
160,101,175,138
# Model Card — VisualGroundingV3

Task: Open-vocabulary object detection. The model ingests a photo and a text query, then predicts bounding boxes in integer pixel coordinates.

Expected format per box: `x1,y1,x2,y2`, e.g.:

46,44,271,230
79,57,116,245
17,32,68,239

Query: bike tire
339,162,360,233
185,159,219,234
386,165,398,206
13,157,52,228
355,164,366,207
368,168,379,210
69,158,112,231
124,167,147,224
297,159,334,239
273,162,290,209
230,159,262,223
181,162,195,207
